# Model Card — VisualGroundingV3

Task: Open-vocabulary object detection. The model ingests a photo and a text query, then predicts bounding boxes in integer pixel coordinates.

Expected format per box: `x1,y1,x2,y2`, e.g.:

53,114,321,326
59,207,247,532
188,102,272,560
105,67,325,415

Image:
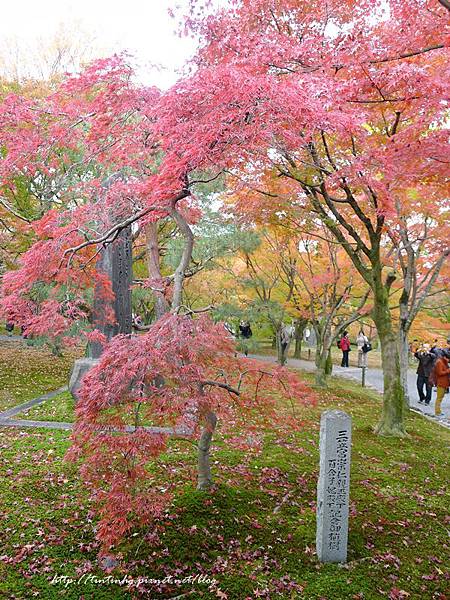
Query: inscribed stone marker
316,410,352,563
88,225,133,359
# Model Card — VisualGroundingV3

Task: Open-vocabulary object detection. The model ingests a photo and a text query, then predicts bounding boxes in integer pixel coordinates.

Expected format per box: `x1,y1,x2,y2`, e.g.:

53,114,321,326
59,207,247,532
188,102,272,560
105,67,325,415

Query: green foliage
131,285,155,323
165,197,260,273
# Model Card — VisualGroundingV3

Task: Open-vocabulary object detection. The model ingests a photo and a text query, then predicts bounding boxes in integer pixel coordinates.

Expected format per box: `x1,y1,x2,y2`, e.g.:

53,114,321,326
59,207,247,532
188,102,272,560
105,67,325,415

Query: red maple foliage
66,313,312,551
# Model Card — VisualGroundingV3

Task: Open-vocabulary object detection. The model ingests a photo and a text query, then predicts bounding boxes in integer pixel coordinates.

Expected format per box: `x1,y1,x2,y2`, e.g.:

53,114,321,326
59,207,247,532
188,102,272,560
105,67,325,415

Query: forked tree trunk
197,411,218,490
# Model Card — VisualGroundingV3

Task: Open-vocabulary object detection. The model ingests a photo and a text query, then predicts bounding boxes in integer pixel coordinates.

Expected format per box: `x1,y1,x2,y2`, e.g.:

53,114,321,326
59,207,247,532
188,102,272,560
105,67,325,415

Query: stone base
69,358,99,401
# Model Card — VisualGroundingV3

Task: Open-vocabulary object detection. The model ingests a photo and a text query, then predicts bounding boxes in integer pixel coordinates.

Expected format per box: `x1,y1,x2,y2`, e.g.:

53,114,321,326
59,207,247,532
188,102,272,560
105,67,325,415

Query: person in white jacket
356,330,369,367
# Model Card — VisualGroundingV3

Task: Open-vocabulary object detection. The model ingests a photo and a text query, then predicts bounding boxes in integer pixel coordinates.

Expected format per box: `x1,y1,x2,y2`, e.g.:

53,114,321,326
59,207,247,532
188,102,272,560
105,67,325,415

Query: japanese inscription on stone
316,410,352,563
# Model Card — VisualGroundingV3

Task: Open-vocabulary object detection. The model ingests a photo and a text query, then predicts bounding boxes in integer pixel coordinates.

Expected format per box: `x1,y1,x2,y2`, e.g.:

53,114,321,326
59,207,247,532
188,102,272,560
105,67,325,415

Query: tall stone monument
316,410,352,563
88,226,133,358
69,173,133,400
69,226,133,399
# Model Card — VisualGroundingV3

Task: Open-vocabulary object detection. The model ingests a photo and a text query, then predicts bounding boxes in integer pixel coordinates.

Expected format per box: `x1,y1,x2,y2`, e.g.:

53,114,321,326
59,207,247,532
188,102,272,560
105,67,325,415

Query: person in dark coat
414,343,435,405
239,321,252,339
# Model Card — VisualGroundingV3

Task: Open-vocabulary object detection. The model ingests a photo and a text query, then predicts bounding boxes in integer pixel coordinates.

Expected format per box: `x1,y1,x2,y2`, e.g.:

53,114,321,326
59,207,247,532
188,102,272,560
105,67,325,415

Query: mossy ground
0,348,448,599
0,341,80,412
19,391,75,422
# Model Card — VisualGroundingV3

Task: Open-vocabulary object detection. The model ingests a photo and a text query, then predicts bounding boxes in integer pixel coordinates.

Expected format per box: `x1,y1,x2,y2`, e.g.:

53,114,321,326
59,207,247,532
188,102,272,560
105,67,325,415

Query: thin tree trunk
145,223,169,319
315,338,332,387
197,411,218,490
170,207,194,311
293,318,307,359
398,325,410,407
277,329,286,365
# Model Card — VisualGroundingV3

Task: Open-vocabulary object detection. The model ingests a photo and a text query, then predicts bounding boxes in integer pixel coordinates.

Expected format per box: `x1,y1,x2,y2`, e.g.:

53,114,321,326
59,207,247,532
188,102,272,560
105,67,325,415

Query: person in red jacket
339,331,351,368
433,350,450,417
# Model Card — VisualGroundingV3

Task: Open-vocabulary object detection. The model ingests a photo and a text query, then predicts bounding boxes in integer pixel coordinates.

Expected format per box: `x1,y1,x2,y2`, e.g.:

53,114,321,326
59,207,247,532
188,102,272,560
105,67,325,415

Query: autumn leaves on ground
0,342,448,600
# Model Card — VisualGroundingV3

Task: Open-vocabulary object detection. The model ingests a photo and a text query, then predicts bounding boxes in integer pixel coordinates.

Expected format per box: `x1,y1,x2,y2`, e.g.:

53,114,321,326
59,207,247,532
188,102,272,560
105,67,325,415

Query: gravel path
250,354,450,429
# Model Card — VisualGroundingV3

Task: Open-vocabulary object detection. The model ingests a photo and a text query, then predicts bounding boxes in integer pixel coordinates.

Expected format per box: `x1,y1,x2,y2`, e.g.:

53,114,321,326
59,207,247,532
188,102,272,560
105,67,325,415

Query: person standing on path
239,321,253,357
432,350,450,417
356,329,369,368
338,331,351,368
414,343,435,405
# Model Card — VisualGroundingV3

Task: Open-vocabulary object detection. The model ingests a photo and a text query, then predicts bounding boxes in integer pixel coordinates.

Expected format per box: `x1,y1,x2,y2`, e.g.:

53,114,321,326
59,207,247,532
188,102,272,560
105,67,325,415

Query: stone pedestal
69,358,99,400
316,410,352,563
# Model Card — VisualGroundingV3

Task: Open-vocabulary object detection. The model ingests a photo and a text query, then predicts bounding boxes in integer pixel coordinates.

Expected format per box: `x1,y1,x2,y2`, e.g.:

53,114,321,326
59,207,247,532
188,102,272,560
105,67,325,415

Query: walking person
356,329,369,368
431,349,450,417
338,331,351,367
414,343,434,405
239,320,253,356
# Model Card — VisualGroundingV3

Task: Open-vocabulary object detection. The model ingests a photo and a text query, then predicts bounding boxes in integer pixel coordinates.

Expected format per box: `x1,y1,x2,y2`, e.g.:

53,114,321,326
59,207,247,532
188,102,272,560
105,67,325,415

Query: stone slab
68,357,99,400
316,410,352,563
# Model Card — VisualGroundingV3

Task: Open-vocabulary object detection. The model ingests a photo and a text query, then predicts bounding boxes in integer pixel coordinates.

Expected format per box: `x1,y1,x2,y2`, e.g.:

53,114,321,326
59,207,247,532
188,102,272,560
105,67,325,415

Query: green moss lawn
0,346,448,599
0,341,79,412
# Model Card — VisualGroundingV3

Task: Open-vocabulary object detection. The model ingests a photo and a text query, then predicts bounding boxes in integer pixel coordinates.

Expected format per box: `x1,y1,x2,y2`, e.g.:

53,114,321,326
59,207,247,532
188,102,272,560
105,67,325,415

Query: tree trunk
277,331,287,366
398,326,410,407
372,295,407,437
293,318,307,359
145,223,169,319
197,411,218,490
315,358,327,387
315,346,333,387
170,207,194,311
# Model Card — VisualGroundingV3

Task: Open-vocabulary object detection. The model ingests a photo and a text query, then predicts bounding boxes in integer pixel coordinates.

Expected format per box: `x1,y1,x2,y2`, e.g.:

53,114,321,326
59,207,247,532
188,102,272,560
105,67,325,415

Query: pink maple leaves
67,313,313,551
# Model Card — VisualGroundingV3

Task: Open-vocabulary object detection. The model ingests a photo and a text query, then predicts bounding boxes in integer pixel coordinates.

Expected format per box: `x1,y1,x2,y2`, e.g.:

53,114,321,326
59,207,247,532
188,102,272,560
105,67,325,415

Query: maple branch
63,190,189,259
407,249,450,328
0,196,32,223
390,111,402,136
188,170,224,186
369,44,444,64
176,304,215,315
303,186,372,284
200,380,240,396
347,96,420,104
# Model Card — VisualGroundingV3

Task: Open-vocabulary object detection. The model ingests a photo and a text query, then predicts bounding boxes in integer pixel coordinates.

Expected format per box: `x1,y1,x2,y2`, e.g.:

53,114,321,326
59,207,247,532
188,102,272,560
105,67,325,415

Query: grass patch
0,342,81,412
19,391,75,422
0,353,448,599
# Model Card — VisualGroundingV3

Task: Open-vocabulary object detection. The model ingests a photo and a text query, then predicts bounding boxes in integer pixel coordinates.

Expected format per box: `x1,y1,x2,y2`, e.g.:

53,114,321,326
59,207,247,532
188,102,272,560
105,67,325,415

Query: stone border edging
0,387,193,436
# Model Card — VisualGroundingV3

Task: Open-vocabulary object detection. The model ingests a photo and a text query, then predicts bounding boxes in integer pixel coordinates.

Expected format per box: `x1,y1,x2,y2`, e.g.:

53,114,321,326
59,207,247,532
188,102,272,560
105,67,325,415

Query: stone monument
69,173,133,401
69,225,133,399
316,410,352,563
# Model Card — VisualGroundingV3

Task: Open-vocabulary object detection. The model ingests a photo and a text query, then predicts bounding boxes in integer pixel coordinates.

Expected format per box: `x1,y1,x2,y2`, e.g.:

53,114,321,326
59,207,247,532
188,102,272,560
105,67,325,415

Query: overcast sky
0,0,198,88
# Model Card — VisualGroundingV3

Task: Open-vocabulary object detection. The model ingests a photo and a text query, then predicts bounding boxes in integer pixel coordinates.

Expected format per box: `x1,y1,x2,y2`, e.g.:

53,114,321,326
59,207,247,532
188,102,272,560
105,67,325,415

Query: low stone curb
0,387,193,436
0,419,73,430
